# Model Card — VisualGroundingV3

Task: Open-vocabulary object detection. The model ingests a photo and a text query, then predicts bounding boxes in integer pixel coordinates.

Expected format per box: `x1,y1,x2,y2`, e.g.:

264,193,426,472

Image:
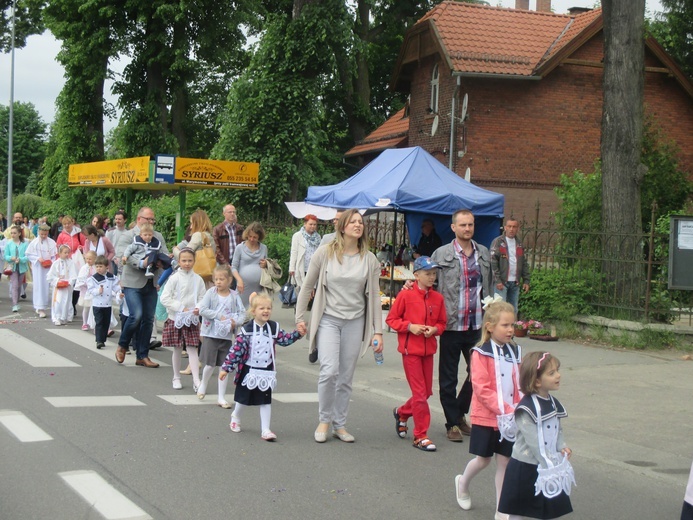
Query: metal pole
7,0,16,217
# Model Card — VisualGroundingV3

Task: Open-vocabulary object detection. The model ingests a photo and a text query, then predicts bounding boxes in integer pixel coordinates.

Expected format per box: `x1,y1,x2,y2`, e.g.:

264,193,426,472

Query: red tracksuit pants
397,353,434,440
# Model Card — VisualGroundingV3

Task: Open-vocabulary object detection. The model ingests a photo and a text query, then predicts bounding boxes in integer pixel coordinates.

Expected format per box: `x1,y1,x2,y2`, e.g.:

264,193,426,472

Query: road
0,289,690,519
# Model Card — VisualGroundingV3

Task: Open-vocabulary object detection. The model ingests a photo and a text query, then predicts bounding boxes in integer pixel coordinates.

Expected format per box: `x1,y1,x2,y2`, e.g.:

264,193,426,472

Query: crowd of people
1,204,579,519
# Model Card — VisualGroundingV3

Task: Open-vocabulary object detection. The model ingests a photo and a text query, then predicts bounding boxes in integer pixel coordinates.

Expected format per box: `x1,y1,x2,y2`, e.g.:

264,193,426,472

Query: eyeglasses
140,216,156,224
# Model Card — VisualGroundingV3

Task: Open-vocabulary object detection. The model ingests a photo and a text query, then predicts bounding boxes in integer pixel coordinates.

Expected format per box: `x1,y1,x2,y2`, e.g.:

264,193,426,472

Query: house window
430,63,439,114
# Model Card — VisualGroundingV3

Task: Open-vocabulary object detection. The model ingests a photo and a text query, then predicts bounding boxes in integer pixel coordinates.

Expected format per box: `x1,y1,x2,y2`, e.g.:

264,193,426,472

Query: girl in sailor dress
498,351,575,519
455,299,522,519
46,244,78,325
196,264,246,407
76,250,97,330
159,248,206,391
219,292,303,441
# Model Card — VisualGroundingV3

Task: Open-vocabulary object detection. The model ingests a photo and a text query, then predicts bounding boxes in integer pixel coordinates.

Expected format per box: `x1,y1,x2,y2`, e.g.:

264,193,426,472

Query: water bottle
373,340,384,365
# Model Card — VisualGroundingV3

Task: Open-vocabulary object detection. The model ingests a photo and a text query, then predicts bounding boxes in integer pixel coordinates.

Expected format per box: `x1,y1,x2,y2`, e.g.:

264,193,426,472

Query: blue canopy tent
305,146,505,248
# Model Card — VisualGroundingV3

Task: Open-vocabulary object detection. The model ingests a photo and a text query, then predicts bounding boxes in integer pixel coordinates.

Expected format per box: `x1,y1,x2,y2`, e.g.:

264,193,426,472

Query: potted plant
528,321,558,341
513,320,529,337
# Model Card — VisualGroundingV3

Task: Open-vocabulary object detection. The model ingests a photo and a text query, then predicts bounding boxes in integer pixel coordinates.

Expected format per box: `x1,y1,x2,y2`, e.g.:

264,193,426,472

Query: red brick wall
406,34,693,219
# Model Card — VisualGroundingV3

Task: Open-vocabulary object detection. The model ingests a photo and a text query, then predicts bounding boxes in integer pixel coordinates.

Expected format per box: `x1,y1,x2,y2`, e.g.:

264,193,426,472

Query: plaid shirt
453,239,482,331
226,223,238,260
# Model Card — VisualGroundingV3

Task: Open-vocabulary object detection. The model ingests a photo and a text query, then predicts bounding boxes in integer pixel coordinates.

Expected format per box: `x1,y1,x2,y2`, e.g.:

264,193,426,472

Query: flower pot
514,328,527,337
529,334,558,342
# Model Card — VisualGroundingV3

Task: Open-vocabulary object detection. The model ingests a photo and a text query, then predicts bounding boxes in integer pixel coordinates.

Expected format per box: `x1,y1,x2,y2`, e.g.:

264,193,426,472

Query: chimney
567,6,591,15
515,0,529,9
536,0,552,12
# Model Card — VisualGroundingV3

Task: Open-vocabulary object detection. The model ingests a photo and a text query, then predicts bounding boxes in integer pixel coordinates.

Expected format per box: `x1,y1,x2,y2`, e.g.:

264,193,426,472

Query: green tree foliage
213,7,347,213
648,0,693,79
0,101,47,194
0,0,44,51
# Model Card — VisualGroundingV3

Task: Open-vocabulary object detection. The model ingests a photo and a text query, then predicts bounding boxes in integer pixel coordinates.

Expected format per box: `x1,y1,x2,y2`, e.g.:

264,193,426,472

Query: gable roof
344,107,409,158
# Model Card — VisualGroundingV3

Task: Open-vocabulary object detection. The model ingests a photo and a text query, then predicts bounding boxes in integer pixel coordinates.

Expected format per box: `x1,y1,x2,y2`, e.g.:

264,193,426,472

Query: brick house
345,1,693,220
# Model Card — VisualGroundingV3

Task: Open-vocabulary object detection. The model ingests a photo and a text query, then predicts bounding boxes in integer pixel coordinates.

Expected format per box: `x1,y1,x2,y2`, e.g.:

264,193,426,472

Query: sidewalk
272,299,693,490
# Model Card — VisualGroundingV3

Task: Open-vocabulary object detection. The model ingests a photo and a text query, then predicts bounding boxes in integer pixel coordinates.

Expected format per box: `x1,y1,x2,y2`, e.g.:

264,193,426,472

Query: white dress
46,258,77,324
25,237,57,311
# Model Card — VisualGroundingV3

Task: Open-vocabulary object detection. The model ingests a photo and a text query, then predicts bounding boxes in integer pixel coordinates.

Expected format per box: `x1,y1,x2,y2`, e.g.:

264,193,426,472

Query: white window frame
430,63,440,114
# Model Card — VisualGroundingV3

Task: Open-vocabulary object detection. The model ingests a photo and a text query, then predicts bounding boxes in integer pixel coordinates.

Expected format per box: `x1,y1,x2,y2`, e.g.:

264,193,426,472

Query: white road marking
44,396,146,408
59,470,152,520
46,328,170,366
157,395,226,405
0,329,80,367
273,392,320,403
0,410,53,442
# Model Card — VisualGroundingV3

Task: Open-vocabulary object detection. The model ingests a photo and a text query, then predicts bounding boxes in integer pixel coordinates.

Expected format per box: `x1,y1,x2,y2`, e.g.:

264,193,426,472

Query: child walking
159,247,206,389
4,225,29,313
197,264,245,407
219,292,303,441
46,244,78,325
455,298,522,520
386,256,447,452
76,250,97,331
87,255,123,350
498,351,574,519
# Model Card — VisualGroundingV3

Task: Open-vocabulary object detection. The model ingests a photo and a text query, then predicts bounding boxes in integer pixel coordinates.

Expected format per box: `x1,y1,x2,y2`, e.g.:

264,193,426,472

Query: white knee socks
199,365,215,395
231,403,272,434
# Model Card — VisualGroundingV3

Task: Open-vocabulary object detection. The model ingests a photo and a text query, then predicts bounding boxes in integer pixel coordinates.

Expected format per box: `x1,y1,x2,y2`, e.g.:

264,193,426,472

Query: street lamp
6,0,16,218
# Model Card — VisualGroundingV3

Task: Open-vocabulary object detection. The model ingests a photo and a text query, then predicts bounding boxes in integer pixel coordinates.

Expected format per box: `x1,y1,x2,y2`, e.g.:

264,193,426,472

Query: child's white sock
260,404,271,433
186,344,201,387
82,307,89,326
232,402,245,422
217,370,228,402
459,456,492,493
171,347,182,380
199,365,215,395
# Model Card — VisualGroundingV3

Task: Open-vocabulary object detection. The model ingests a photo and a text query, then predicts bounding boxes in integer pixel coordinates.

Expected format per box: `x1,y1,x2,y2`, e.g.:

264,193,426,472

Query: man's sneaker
459,416,472,436
144,265,155,278
446,425,464,442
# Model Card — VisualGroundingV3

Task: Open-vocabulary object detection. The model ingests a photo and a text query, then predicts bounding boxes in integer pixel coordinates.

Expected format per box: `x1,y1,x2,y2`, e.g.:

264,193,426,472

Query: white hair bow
481,294,503,310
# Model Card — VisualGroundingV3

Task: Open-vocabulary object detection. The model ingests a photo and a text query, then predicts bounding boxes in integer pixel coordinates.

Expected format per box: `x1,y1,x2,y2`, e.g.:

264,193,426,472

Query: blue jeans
494,281,520,314
118,281,157,359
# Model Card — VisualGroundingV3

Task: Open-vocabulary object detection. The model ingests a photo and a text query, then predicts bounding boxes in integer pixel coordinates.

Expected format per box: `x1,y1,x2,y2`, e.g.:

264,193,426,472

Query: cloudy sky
0,0,666,132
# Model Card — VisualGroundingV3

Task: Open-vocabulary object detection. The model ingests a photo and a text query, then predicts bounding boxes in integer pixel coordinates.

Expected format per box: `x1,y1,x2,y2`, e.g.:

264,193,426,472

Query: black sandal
393,407,408,438
413,437,437,452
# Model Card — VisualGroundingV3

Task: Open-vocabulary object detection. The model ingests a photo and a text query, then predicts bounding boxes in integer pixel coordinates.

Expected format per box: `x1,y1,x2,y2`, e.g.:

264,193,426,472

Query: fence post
644,201,658,322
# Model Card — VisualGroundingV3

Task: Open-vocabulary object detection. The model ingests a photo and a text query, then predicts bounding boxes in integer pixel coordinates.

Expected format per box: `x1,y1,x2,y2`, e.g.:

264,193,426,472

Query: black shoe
96,342,105,350
20,293,26,299
308,348,318,364
149,340,162,350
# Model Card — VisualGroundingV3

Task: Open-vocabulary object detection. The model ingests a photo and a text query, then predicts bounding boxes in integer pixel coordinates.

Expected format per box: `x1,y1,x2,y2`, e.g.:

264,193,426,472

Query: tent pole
389,211,397,303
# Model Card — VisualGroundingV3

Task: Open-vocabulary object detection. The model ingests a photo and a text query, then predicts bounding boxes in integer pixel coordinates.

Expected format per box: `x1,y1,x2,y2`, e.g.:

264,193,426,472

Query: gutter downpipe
449,76,461,171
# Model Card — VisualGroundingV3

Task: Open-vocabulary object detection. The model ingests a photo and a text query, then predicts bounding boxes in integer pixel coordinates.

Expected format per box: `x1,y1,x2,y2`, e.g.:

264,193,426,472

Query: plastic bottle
373,339,384,365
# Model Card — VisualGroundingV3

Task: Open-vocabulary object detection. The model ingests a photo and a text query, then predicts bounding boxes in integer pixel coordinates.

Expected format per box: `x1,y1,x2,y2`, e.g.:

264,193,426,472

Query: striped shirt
453,239,482,331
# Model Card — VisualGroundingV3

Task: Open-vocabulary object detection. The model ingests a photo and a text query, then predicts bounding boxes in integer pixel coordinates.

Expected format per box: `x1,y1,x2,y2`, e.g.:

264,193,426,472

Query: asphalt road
0,288,691,519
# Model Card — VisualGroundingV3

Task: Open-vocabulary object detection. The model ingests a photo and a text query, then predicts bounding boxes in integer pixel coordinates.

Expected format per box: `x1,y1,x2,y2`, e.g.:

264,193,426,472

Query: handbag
56,280,70,289
193,235,216,281
3,264,13,276
279,275,297,307
40,259,53,269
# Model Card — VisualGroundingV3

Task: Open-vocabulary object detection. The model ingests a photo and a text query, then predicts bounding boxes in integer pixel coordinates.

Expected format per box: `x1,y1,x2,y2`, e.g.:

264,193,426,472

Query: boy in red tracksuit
387,256,447,452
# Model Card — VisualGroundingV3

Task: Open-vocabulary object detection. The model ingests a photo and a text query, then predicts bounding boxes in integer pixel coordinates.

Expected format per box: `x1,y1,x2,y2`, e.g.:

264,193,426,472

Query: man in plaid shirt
431,210,493,442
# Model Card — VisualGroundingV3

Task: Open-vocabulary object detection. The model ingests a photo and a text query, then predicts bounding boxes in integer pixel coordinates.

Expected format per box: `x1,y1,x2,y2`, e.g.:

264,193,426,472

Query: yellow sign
175,158,259,189
69,157,150,186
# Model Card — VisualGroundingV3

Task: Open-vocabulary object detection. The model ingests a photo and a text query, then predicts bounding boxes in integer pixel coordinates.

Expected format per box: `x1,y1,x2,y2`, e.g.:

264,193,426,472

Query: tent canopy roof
306,147,504,217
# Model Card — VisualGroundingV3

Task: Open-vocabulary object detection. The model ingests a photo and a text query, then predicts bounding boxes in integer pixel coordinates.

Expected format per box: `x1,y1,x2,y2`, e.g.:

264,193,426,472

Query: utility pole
7,0,16,217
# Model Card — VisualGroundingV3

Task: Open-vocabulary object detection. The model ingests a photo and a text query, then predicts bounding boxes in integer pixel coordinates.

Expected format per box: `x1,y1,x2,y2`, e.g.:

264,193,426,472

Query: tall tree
600,0,647,294
0,0,44,51
0,101,47,193
648,0,693,79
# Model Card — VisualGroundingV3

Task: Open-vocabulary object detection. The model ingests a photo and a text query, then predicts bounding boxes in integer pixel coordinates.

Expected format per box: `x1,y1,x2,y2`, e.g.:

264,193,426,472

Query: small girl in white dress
76,250,97,331
46,245,78,325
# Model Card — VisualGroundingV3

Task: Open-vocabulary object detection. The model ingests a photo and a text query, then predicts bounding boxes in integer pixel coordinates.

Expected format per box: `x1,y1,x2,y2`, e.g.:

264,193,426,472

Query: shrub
518,268,594,322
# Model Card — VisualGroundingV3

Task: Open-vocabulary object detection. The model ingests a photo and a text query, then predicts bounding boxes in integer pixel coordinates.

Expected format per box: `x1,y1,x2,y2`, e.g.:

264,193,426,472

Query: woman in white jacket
289,214,321,296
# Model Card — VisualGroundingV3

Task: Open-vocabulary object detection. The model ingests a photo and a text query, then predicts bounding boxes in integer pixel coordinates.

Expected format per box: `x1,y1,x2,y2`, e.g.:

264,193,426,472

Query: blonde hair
519,351,561,395
139,222,154,234
327,208,369,263
477,300,516,345
61,215,75,225
247,291,273,319
58,244,71,254
84,250,97,260
190,209,213,234
214,264,233,279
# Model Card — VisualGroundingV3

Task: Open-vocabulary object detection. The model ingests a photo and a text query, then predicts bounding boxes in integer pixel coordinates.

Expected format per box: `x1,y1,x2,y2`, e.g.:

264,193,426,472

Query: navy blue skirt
498,457,573,519
233,365,273,406
469,424,514,458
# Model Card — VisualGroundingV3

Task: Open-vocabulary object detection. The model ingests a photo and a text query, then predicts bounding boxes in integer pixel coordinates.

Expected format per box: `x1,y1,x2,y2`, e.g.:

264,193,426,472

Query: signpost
68,156,260,241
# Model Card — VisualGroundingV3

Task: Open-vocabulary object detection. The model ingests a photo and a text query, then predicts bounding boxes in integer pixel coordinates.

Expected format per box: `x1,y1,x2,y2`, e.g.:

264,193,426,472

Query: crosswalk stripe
273,393,320,403
45,396,146,408
0,410,53,442
0,329,80,367
157,395,227,405
46,328,170,367
59,470,152,520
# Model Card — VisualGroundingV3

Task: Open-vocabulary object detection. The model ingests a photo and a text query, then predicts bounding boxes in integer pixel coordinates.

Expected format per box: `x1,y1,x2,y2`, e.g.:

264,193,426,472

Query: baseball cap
413,256,441,272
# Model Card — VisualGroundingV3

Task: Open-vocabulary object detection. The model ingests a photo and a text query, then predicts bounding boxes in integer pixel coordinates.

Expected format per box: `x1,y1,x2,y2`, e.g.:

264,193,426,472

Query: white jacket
159,269,206,319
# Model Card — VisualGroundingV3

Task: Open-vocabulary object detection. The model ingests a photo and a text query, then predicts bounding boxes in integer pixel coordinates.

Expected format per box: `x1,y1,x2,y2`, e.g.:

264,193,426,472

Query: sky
0,0,666,133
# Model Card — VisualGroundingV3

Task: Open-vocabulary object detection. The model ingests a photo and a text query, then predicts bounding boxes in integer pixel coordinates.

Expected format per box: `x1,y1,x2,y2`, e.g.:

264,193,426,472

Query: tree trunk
171,18,188,156
600,0,647,301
